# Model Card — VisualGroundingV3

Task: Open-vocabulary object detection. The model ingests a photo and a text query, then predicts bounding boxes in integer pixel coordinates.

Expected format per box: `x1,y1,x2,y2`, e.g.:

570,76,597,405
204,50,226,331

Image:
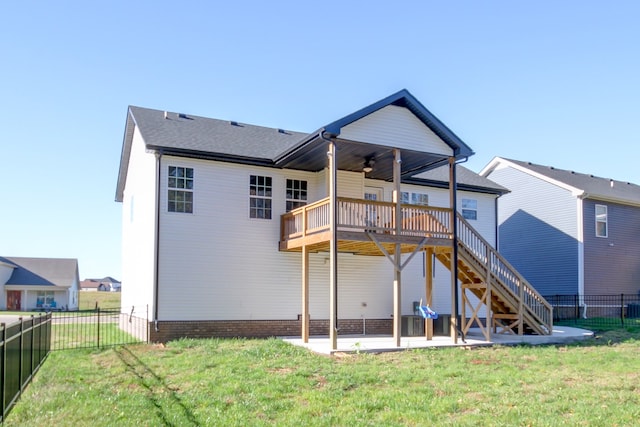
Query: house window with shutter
595,204,608,237
250,175,272,219
168,166,194,213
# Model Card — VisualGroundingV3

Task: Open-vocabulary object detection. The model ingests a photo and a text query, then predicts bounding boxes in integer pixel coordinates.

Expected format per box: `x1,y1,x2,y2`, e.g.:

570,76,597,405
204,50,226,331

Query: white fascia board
480,157,585,198
580,193,640,208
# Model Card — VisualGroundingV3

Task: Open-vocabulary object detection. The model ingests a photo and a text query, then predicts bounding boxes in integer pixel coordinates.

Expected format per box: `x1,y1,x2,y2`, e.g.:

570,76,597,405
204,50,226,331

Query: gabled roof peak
484,157,640,206
323,89,474,159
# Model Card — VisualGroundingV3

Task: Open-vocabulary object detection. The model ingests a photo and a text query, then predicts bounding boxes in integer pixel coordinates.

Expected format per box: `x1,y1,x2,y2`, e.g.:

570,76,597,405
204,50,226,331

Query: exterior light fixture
363,157,375,173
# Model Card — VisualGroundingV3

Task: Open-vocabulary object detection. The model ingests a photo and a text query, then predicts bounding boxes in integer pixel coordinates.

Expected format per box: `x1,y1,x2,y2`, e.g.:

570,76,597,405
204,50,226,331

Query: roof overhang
275,89,474,181
275,134,452,181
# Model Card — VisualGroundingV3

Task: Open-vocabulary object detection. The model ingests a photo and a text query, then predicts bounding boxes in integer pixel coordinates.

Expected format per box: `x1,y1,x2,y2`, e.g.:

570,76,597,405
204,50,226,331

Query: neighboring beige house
0,257,80,311
81,277,122,292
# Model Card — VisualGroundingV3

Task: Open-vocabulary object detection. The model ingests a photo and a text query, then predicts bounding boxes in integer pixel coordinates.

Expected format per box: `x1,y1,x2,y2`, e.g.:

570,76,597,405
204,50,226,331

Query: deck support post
328,137,338,350
449,157,459,344
301,245,309,343
425,247,434,340
393,149,402,347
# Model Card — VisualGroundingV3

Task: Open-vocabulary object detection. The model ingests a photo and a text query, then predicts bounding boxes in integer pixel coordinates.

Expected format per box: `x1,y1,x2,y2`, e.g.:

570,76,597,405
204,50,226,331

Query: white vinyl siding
154,160,495,321
340,105,453,155
120,126,158,312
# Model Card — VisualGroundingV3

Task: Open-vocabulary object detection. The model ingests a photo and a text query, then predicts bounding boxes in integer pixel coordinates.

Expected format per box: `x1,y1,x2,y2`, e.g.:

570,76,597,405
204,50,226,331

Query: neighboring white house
0,257,80,311
115,89,552,347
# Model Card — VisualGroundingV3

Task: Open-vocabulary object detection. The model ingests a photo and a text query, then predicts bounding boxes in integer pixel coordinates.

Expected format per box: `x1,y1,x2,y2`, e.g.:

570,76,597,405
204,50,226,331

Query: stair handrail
456,213,553,333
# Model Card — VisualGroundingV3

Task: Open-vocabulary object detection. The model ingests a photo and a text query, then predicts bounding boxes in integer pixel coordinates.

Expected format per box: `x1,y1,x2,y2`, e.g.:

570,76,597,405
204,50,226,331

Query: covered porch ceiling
275,137,451,181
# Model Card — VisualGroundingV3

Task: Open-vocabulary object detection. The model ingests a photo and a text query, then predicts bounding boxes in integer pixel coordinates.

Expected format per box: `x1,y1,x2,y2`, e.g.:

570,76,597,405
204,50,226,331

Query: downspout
450,157,461,342
494,197,500,251
153,150,163,333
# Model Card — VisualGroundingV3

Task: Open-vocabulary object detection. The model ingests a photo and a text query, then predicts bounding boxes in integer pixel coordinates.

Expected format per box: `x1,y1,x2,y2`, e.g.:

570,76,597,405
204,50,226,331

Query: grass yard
6,329,640,426
78,290,121,310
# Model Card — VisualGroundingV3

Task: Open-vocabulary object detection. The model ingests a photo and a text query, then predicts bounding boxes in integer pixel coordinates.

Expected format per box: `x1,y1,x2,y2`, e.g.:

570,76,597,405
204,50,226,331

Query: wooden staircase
434,213,553,339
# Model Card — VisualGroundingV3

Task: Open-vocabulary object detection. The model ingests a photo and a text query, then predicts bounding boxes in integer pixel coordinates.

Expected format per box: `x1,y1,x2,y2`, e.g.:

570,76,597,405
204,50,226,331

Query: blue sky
1,1,639,280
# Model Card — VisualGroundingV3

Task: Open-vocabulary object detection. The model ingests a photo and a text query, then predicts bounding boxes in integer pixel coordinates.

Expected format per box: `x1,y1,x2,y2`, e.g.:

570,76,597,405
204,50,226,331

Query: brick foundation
148,318,394,343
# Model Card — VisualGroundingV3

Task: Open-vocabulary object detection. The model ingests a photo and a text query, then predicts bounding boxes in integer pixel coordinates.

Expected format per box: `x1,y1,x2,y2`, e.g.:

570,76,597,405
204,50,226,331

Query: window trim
285,178,308,212
461,198,478,221
167,166,194,213
401,191,429,206
595,204,608,238
249,174,273,219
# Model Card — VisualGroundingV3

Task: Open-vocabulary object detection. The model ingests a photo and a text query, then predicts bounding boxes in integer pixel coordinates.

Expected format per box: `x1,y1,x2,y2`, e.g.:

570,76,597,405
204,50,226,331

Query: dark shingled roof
499,158,640,205
117,92,503,199
129,106,308,161
0,257,79,287
409,164,509,195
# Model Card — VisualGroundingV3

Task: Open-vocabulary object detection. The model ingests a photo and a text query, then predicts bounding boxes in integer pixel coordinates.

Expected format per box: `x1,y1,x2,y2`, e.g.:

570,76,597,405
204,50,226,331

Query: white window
411,193,429,206
462,198,477,220
595,204,608,237
401,192,428,205
250,175,272,219
168,166,194,213
286,179,307,212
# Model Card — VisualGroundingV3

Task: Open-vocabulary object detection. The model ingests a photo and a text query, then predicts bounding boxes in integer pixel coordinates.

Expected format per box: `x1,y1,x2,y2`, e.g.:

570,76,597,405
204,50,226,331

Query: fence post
97,308,101,348
621,293,625,327
30,316,35,381
1,323,5,422
574,294,579,325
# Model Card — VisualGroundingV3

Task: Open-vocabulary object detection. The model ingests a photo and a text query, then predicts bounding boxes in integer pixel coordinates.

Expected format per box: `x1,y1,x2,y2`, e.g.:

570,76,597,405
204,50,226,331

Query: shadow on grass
115,347,200,426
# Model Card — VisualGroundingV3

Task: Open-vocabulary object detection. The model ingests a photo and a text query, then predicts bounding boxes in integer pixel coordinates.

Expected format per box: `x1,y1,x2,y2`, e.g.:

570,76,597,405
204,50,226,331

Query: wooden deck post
328,138,338,350
393,149,402,347
425,247,434,340
485,251,492,341
301,245,309,343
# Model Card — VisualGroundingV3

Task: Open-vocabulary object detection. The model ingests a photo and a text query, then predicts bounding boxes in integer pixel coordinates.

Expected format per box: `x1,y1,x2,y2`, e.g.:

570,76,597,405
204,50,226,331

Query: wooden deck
279,197,453,255
280,196,554,338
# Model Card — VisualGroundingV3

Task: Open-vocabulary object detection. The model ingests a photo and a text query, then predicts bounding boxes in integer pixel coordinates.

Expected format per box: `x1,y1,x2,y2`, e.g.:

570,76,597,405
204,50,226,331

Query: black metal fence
1,313,51,423
544,294,640,329
52,306,148,351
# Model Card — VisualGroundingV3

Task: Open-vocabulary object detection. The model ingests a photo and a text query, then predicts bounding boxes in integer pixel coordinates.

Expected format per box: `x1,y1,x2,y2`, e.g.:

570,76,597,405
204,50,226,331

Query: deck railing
281,197,453,241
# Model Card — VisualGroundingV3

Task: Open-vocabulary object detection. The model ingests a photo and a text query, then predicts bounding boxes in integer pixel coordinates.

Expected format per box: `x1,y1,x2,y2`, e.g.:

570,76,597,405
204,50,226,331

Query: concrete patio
282,326,594,355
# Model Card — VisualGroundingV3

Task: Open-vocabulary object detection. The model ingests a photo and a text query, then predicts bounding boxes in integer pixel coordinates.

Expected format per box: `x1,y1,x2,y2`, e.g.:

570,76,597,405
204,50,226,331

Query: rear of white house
116,90,520,345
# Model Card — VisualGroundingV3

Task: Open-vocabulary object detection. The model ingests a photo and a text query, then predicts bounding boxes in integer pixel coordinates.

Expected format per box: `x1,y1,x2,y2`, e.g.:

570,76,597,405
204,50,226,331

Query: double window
595,204,608,237
401,192,429,206
168,166,194,213
250,175,272,219
36,291,55,307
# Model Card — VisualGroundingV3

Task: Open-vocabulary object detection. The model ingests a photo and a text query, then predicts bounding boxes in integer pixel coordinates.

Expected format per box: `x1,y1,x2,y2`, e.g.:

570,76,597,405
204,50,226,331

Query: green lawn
78,290,121,310
6,329,640,426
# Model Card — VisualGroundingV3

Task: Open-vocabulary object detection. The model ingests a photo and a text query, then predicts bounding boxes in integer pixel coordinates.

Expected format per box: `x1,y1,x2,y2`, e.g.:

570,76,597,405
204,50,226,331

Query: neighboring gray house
481,157,640,297
0,257,80,311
